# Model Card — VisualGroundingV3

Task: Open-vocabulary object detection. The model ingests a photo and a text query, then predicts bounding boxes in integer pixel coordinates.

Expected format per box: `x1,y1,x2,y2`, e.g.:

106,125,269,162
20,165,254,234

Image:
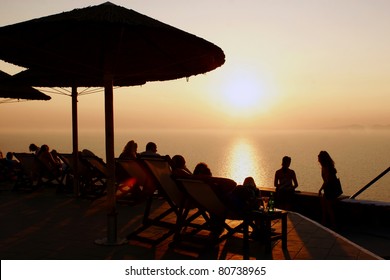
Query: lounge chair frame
12,153,38,191
175,177,288,258
126,157,209,246
78,154,108,196
13,152,66,191
58,152,104,196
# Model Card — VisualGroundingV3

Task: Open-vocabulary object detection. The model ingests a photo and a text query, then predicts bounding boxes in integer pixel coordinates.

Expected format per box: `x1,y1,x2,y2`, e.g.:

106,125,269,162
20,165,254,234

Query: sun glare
218,67,274,118
226,77,261,109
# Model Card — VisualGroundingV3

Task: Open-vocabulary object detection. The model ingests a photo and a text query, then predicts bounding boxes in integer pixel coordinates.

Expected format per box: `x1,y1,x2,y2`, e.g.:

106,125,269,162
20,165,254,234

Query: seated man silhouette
139,142,161,157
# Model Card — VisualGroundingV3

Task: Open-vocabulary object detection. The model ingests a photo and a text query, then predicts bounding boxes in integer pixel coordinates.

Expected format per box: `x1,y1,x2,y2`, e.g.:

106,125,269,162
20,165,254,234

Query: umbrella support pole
94,83,126,246
71,87,80,197
95,209,127,246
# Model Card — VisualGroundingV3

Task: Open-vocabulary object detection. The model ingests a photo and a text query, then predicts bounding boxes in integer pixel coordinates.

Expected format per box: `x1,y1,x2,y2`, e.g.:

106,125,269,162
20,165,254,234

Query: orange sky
1,0,390,132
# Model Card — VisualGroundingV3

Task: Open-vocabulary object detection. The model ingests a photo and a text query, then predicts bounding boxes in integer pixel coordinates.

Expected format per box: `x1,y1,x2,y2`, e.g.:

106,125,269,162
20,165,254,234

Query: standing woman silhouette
318,151,338,229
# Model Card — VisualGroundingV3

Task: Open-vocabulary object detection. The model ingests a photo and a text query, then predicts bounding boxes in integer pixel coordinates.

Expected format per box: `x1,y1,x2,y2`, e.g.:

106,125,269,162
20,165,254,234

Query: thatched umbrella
0,2,224,82
0,2,225,245
0,70,50,103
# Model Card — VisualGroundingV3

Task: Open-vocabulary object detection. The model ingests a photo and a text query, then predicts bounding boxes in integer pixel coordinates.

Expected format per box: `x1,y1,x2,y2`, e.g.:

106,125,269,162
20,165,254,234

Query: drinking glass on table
262,196,270,213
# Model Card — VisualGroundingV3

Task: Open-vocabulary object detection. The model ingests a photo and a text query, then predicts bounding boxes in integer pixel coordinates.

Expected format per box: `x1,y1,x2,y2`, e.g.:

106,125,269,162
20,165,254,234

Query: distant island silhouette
327,124,390,130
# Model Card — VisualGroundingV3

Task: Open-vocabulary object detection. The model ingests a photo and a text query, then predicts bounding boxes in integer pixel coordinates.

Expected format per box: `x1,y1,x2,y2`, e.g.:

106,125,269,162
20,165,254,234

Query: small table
255,209,288,253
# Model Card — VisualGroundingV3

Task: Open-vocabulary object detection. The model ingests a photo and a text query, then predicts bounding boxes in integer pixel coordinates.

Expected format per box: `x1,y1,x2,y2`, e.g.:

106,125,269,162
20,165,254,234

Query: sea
1,128,389,202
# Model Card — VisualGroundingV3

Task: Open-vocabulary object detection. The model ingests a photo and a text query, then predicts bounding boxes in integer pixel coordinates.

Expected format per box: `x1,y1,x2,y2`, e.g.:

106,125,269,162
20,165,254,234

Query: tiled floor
0,183,382,260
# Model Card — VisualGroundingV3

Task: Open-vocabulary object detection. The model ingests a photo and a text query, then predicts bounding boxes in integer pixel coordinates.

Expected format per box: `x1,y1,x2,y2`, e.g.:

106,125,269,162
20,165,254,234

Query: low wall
260,188,324,222
259,188,390,229
338,198,390,228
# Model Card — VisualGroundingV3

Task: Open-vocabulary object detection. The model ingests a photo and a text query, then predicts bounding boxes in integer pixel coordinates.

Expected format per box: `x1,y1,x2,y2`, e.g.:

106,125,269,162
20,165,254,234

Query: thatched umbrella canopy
0,70,50,103
0,2,224,84
0,2,225,245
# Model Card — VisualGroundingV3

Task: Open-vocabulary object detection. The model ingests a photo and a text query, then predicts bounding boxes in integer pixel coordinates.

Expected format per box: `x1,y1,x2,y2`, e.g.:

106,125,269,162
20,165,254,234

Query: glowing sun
219,68,272,118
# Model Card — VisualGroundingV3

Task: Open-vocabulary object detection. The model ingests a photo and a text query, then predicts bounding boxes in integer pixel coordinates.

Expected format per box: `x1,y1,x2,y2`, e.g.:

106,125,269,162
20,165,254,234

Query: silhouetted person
50,149,61,164
192,162,237,197
187,162,234,239
274,156,298,210
230,176,261,213
139,142,160,157
243,176,261,200
37,144,62,176
119,140,138,159
193,162,212,176
318,151,338,229
81,149,99,158
29,143,40,155
5,152,19,167
170,154,192,176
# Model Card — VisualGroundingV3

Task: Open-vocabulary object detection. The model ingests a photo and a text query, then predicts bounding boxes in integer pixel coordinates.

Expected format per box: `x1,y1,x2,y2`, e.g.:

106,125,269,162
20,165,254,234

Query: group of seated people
171,155,260,211
3,144,108,193
119,140,163,160
119,140,263,237
168,154,262,238
5,140,263,218
119,140,261,211
0,143,64,185
121,139,266,240
3,140,267,240
30,143,63,177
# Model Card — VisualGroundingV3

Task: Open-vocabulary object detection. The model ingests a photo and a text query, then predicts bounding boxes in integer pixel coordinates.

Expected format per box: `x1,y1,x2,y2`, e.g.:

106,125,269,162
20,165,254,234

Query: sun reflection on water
226,137,266,186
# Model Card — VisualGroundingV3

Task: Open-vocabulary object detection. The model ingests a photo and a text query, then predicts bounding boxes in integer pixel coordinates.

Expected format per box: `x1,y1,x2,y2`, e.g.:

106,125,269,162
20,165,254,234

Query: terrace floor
0,183,382,260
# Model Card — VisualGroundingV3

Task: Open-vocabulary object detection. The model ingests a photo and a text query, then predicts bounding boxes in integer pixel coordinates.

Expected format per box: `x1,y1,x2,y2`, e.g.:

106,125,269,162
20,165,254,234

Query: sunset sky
1,0,389,132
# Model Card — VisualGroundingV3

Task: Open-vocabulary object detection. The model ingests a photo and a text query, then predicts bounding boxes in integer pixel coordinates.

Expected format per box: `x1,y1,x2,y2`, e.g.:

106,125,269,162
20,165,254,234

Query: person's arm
318,180,325,195
318,167,327,195
183,166,192,175
274,171,279,188
292,171,298,189
47,152,61,168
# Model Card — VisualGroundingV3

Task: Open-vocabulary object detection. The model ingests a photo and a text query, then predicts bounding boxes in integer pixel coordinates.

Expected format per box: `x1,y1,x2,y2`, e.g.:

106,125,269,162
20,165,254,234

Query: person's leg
320,197,328,226
326,199,336,230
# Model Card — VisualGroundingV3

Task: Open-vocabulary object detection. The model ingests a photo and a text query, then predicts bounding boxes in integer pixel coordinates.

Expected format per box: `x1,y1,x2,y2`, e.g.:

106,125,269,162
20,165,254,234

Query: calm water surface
1,129,389,202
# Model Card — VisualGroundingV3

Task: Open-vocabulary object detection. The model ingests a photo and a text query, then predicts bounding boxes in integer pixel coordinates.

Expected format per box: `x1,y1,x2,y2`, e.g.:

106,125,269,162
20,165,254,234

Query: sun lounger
175,177,288,258
0,159,8,181
115,158,154,203
78,153,108,196
12,153,39,191
0,157,19,183
58,152,103,196
132,157,209,246
35,155,66,190
116,157,176,245
13,152,66,191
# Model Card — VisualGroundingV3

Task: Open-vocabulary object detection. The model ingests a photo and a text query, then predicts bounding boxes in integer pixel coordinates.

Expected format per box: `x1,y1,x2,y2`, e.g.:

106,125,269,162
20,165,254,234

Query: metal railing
349,166,390,199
